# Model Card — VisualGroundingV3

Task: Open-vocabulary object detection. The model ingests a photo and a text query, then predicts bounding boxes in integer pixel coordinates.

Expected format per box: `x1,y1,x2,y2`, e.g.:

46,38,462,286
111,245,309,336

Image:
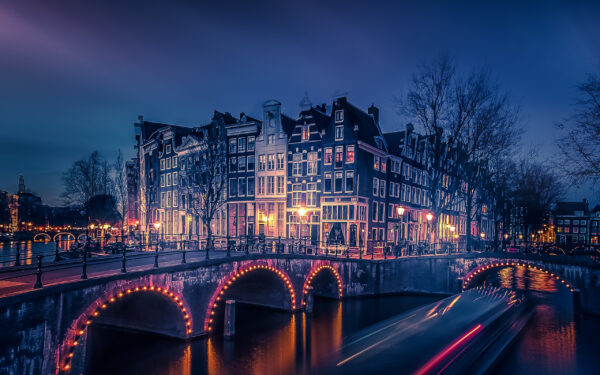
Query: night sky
1,0,599,205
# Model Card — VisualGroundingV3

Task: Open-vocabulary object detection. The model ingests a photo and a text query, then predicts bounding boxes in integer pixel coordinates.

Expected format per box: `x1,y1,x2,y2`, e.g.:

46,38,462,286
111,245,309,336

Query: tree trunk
466,193,473,253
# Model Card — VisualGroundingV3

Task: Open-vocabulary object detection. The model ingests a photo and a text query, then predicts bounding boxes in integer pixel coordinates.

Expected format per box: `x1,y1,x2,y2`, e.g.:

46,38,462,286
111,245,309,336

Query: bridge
32,229,88,243
0,249,599,374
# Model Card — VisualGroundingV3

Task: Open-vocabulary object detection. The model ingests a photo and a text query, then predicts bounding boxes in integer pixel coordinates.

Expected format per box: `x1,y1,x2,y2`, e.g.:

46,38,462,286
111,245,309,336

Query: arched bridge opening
53,232,76,242
204,264,296,334
59,285,192,374
462,260,575,296
302,265,343,307
33,233,51,242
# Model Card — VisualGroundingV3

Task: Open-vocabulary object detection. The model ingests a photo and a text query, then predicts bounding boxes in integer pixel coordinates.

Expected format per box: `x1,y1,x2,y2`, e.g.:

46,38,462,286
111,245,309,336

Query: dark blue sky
1,0,599,205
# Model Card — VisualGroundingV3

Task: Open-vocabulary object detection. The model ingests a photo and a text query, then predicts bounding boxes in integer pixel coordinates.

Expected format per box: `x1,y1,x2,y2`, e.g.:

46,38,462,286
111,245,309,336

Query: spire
18,175,25,194
299,91,312,111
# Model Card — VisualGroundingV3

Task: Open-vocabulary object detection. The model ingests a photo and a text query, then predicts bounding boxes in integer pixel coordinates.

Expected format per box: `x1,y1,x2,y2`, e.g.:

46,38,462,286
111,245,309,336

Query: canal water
84,266,600,375
0,240,75,267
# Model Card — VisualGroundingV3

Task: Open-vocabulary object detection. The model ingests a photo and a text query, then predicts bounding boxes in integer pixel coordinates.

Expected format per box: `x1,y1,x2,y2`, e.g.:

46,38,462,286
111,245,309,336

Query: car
506,247,520,253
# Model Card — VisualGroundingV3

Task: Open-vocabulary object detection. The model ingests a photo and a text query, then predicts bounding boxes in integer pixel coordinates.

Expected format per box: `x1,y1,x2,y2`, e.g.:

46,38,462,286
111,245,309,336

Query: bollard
33,255,43,289
224,300,236,337
121,249,127,273
154,245,159,268
305,286,314,314
54,241,61,262
14,242,21,266
182,248,187,264
81,250,88,279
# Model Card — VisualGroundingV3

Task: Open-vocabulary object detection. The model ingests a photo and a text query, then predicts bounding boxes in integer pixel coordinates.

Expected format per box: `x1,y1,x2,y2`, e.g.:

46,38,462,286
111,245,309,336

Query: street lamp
426,213,433,222
396,206,405,252
298,207,306,251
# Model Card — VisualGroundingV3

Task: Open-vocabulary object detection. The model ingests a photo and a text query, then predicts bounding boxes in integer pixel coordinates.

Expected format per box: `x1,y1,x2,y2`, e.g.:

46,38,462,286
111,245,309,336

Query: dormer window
335,125,343,140
302,125,309,141
166,144,171,154
335,110,344,123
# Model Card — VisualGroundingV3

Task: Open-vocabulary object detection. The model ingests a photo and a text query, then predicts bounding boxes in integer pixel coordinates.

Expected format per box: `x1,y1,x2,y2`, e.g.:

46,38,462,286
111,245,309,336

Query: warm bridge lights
60,285,191,373
462,261,574,293
302,264,343,306
204,264,297,332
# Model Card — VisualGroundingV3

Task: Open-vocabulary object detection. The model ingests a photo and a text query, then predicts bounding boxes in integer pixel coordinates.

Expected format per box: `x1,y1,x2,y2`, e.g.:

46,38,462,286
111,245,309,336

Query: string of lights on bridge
462,261,575,292
60,285,192,373
302,265,343,306
204,264,297,333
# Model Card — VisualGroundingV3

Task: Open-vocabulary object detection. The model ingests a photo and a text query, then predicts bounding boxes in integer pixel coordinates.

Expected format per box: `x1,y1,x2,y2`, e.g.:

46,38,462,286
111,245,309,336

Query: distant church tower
18,175,26,194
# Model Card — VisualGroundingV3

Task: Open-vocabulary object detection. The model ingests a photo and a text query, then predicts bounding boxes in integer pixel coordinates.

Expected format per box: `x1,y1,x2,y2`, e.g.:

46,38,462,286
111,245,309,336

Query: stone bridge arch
462,259,575,293
58,282,192,374
203,263,297,333
33,233,51,242
301,263,343,308
53,232,76,242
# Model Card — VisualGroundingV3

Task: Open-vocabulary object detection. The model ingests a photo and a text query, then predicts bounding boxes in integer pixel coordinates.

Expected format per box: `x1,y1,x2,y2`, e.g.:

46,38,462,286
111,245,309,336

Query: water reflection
484,265,599,375
0,240,77,267
86,295,441,375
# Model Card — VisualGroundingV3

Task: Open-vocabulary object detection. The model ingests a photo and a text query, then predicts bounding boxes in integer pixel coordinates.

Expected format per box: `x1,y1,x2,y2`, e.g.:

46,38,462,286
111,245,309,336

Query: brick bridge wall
0,253,598,374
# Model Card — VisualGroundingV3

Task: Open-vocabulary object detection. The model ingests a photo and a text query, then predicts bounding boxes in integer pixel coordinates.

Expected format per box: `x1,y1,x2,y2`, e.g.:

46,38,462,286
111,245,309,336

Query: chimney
368,104,379,123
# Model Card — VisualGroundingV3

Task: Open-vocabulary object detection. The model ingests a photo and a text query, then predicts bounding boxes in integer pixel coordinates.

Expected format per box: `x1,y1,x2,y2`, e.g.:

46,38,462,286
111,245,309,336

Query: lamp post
449,225,456,253
298,207,306,253
397,206,405,256
426,213,433,252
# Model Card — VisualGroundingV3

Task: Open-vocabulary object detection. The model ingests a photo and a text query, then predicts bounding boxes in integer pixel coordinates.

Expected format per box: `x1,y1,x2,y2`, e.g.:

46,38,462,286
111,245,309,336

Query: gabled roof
383,131,405,157
555,201,589,216
281,114,296,137
337,98,387,151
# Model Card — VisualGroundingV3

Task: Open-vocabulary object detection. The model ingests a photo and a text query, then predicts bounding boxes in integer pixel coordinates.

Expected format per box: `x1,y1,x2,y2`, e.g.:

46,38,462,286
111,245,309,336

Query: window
238,156,246,172
248,136,255,151
335,125,344,140
379,180,386,198
275,153,284,170
372,201,378,222
581,220,587,225
173,193,177,207
238,177,246,196
379,202,384,222
374,156,380,170
229,179,237,196
324,172,332,193
160,159,165,171
307,183,317,207
258,177,265,195
388,204,394,218
277,176,285,194
345,170,354,192
581,227,587,233
172,172,178,185
247,177,255,196
381,158,387,172
160,174,165,187
267,176,275,194
573,227,579,233
302,125,309,141
166,157,171,170
172,157,178,168
335,146,343,168
324,148,333,164
307,152,317,175
267,154,275,170
229,139,237,153
166,144,171,154
267,134,275,145
247,155,255,171
574,220,579,225
373,177,379,196
161,192,165,208
292,161,302,176
335,110,344,122
166,173,172,187
258,155,266,171
335,172,343,192
292,184,302,206
346,145,355,163
166,191,171,207
389,182,394,196
229,158,237,173
238,137,246,153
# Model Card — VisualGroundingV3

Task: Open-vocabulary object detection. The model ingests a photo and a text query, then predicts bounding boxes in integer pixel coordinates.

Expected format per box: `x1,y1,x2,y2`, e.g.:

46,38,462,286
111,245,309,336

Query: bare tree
399,55,462,248
61,151,114,207
556,74,600,185
113,150,128,234
513,158,564,245
180,122,227,256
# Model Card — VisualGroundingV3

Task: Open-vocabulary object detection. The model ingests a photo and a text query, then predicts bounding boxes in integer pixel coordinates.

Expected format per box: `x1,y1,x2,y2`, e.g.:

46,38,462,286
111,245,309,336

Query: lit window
302,125,309,141
335,146,343,168
346,145,355,163
258,155,266,171
267,154,275,170
374,156,380,170
277,153,285,169
324,148,333,164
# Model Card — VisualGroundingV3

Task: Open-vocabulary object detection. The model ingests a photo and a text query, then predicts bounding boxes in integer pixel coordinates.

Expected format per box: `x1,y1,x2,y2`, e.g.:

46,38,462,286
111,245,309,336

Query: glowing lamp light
153,222,161,230
449,226,455,232
397,206,405,216
298,207,306,217
426,213,433,221
480,232,486,239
